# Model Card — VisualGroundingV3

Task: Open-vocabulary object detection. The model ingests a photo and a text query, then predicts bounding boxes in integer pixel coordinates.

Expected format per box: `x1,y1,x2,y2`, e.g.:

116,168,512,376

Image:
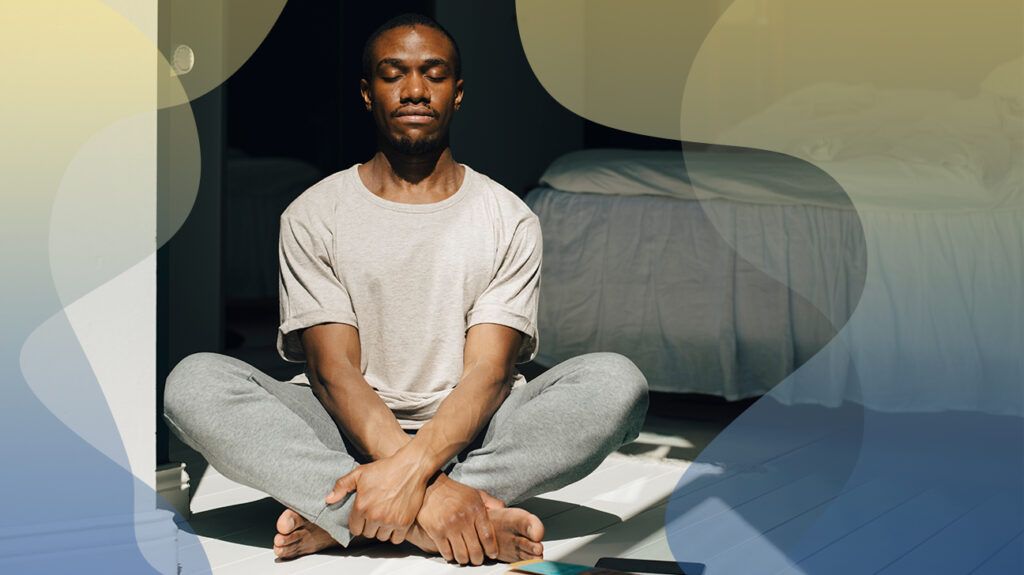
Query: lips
395,108,436,125
395,107,436,118
395,106,437,125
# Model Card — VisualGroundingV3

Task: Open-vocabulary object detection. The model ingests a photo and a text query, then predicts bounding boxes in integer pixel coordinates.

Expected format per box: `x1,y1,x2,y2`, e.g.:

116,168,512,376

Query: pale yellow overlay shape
153,0,286,105
517,0,1022,211
518,0,729,140
517,0,1023,388
1,0,284,310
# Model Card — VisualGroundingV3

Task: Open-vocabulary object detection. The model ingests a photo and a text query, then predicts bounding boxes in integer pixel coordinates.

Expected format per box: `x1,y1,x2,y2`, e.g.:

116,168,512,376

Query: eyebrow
377,57,450,72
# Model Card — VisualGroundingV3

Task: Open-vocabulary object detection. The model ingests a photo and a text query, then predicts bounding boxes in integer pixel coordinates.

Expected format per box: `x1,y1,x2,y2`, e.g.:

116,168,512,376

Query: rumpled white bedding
541,144,1022,213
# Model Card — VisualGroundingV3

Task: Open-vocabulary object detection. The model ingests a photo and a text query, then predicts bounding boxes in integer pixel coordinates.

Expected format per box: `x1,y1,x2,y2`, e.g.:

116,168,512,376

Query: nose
400,71,430,103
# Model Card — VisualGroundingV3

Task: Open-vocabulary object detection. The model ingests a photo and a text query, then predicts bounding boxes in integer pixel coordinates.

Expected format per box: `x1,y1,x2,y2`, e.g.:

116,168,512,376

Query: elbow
307,372,332,404
308,375,332,402
489,365,515,402
306,362,357,401
497,379,513,404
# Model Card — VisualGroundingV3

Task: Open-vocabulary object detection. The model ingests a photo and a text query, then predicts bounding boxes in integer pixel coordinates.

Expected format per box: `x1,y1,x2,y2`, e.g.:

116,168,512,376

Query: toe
528,516,545,541
276,509,304,535
514,536,543,559
274,543,295,559
528,521,545,542
274,530,303,547
515,512,545,542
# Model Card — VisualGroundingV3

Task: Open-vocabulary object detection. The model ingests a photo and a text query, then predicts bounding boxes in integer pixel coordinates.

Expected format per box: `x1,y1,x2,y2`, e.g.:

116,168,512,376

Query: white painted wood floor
170,415,713,575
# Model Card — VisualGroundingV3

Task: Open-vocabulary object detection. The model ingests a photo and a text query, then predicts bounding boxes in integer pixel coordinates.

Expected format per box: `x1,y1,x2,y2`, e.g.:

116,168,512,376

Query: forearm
307,363,412,461
401,361,511,474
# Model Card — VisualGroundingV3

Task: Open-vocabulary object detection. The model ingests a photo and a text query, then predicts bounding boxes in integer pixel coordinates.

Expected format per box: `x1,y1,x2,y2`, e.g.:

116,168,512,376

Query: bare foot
274,508,347,560
273,505,545,564
489,507,545,562
403,507,545,563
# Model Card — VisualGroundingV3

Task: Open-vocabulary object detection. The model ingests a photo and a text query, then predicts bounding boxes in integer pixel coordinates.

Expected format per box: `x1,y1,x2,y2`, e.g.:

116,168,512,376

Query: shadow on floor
178,493,621,554
177,497,283,547
618,441,705,462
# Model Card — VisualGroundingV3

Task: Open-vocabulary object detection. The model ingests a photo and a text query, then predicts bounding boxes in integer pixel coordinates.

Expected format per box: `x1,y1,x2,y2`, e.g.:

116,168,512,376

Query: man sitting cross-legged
161,12,649,567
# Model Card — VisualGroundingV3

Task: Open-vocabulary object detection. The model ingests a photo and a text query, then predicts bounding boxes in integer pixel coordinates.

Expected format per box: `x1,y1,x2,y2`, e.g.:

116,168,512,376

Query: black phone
594,557,704,575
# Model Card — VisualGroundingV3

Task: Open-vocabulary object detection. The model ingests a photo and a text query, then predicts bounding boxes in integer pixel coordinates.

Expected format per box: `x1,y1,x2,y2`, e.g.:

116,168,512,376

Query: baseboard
157,461,191,520
0,508,179,572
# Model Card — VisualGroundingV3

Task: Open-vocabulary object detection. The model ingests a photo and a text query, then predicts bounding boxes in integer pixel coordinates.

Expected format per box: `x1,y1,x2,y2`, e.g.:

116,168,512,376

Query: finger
475,515,499,560
449,533,470,565
325,470,358,504
390,526,407,545
462,529,485,566
362,523,379,541
432,533,453,562
348,511,365,538
376,527,394,543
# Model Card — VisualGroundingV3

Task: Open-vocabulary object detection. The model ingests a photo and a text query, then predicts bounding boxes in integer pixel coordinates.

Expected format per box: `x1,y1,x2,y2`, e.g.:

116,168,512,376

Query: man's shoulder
468,165,539,223
281,166,356,222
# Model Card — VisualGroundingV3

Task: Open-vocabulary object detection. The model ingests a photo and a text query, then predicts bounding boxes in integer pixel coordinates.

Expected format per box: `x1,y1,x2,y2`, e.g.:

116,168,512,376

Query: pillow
980,58,1023,143
538,148,694,199
981,58,1022,100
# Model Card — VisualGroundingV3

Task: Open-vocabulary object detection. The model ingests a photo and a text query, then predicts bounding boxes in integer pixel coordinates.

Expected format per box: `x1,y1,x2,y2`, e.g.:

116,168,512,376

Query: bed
524,77,1022,416
523,147,866,401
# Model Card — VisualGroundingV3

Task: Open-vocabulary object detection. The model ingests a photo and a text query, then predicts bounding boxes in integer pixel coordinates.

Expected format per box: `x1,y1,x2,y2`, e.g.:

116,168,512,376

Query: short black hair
361,13,462,81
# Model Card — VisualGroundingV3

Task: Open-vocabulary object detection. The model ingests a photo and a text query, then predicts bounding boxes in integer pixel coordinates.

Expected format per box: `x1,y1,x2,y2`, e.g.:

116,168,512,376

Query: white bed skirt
525,187,1023,415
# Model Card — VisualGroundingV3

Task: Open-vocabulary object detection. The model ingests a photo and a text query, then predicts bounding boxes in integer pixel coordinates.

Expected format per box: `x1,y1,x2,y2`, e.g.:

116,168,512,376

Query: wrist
395,441,440,482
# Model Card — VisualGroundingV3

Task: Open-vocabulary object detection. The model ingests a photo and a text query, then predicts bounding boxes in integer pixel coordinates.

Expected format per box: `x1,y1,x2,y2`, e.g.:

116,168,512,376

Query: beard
385,128,446,155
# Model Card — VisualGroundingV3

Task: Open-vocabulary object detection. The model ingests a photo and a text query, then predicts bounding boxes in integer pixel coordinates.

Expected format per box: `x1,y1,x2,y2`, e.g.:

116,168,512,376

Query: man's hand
416,474,499,566
324,449,433,544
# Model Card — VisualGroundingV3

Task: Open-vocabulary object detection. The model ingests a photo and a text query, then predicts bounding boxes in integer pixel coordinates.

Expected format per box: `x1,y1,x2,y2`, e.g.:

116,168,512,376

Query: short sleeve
466,214,543,364
277,212,358,363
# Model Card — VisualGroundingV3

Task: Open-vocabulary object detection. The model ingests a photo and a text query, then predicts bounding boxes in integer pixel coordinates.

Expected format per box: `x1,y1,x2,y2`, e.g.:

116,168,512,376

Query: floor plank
970,531,1024,575
876,490,1024,575
779,483,981,574
699,477,926,575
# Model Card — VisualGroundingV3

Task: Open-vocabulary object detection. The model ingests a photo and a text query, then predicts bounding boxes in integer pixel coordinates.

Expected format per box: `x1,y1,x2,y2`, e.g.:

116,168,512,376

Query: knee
582,352,649,427
163,352,232,423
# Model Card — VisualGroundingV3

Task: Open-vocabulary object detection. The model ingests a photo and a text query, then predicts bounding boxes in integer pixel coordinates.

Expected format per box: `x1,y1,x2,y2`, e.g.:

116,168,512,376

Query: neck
370,134,456,186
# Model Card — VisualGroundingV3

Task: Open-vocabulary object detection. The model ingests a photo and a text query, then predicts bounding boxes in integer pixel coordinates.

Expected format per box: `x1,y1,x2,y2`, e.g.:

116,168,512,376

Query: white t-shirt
277,162,542,429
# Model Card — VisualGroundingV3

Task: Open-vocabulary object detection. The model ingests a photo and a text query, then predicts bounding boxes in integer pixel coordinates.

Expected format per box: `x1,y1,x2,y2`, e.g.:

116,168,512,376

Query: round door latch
172,44,195,75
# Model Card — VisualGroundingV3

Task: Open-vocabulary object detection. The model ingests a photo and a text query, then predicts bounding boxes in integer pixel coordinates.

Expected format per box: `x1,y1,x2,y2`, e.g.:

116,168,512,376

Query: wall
434,0,585,196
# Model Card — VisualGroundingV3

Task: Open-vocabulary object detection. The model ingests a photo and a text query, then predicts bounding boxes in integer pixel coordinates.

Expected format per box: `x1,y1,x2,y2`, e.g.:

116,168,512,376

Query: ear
360,78,373,111
454,78,464,111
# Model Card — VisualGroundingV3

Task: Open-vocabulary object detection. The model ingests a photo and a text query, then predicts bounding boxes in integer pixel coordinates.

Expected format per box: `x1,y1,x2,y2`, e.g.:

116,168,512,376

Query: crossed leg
447,351,650,506
162,351,648,562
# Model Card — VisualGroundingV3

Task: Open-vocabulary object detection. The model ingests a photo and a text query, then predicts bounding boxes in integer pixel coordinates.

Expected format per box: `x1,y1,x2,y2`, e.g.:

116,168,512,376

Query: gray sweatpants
162,351,648,547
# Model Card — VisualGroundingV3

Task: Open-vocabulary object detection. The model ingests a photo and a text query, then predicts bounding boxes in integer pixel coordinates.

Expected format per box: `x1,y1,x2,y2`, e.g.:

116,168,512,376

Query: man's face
361,25,463,155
